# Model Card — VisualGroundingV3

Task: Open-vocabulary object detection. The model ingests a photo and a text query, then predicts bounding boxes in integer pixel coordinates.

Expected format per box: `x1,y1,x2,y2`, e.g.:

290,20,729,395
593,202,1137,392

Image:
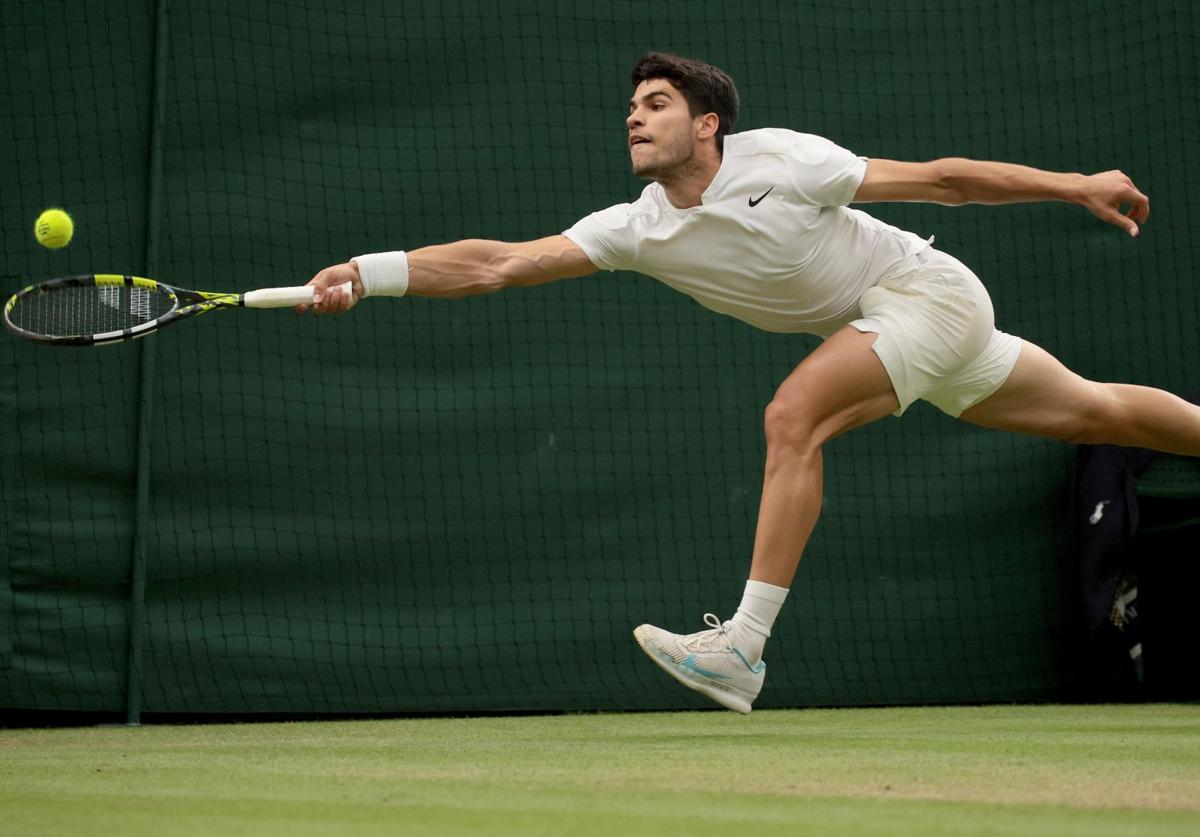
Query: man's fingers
297,267,357,315
1119,183,1150,223
313,286,338,316
1134,189,1151,223
306,271,335,315
1101,207,1138,237
1125,190,1150,233
1086,173,1149,237
311,283,354,315
294,277,320,316
1114,207,1139,237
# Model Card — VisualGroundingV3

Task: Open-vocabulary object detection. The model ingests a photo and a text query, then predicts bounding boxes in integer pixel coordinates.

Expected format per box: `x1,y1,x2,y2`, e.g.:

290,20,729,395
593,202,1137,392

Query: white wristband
352,251,410,298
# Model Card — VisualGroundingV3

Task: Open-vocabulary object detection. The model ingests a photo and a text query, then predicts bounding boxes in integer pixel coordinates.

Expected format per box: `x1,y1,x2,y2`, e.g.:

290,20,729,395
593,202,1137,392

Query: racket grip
243,282,355,309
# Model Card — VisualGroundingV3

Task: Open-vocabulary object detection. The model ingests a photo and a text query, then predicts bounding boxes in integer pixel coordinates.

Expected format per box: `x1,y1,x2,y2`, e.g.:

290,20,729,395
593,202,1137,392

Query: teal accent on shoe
729,645,767,674
680,653,733,680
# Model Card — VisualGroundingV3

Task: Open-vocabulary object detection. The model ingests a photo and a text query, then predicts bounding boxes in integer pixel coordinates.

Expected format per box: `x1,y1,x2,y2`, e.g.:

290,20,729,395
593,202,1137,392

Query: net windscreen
1,0,1195,715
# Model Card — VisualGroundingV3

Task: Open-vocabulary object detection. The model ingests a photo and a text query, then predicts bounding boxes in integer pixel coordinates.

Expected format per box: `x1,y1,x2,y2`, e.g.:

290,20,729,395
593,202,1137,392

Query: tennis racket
3,274,351,347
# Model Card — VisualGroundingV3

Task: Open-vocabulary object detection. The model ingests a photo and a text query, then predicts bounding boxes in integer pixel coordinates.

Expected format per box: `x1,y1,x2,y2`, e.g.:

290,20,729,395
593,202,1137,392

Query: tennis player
305,52,1179,714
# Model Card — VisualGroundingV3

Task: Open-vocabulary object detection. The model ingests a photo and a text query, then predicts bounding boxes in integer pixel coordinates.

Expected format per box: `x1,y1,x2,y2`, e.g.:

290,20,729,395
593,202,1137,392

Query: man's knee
763,391,824,456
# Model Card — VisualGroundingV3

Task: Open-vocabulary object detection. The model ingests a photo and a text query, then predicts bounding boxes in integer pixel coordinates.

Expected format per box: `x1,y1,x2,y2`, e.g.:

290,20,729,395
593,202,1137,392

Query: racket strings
10,283,175,338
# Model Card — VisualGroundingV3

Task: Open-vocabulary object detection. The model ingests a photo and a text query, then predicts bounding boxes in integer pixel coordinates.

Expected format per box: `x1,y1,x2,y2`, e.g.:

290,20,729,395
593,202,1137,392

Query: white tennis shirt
563,128,932,335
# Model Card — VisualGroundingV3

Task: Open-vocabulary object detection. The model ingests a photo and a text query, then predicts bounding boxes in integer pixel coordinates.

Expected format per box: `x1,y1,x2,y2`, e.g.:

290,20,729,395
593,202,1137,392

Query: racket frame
6,274,264,346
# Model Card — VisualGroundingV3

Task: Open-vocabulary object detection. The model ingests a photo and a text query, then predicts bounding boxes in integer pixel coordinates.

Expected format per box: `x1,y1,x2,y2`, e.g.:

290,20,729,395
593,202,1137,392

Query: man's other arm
853,157,1150,237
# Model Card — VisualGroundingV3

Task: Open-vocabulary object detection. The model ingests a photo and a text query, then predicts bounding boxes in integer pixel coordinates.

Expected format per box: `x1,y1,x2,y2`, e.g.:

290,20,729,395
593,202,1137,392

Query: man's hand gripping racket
297,261,363,316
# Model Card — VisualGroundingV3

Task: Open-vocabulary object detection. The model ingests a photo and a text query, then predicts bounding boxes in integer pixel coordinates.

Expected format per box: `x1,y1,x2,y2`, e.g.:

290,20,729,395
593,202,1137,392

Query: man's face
627,79,700,179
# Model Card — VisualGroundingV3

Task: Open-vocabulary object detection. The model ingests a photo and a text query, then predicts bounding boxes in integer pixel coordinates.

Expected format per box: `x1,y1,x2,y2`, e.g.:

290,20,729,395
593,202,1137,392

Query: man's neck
658,150,723,209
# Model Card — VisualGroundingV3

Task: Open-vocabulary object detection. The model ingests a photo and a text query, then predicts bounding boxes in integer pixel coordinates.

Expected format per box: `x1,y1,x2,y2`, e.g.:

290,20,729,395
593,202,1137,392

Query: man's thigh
957,340,1103,439
773,325,902,442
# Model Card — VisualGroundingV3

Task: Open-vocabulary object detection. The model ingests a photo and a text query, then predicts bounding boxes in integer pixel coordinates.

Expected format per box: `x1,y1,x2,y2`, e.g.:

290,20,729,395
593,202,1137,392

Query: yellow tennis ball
34,208,74,249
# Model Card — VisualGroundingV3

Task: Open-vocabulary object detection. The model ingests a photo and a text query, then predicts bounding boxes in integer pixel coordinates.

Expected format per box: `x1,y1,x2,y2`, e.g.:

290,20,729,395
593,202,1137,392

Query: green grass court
3,704,1198,836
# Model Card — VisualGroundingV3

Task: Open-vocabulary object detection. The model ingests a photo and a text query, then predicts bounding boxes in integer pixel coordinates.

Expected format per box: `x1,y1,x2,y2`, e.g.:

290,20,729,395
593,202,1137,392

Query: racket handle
243,282,355,309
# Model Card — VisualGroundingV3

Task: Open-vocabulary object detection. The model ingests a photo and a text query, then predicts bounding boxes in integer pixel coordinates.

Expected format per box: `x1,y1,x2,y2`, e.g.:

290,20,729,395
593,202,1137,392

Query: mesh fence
1,0,1196,715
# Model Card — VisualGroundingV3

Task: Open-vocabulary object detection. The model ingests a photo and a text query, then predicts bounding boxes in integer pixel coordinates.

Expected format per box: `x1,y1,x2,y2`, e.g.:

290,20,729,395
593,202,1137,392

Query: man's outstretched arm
853,157,1151,237
301,235,597,314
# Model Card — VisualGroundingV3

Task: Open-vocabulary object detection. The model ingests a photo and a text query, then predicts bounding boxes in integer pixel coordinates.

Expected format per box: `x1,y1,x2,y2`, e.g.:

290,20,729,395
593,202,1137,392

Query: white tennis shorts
848,247,1023,417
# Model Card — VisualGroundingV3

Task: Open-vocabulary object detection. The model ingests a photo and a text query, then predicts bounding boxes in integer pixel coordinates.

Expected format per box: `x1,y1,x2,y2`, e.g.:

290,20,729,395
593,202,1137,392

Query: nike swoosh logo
748,186,775,207
680,653,732,680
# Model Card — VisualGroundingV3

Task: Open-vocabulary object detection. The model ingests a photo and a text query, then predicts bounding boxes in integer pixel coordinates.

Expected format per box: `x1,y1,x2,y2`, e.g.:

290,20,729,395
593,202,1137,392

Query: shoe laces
678,612,734,653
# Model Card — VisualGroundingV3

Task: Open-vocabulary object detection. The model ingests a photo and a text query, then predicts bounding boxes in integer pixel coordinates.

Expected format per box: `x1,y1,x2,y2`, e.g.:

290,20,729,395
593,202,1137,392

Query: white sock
726,580,789,666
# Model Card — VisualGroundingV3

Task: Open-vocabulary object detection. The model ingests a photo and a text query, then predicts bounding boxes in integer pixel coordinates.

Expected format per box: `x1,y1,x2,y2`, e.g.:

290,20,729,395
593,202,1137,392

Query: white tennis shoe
633,613,766,714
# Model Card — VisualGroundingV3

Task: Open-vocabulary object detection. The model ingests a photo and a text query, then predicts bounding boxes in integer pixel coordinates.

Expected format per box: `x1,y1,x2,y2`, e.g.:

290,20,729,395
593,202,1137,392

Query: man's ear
695,112,720,141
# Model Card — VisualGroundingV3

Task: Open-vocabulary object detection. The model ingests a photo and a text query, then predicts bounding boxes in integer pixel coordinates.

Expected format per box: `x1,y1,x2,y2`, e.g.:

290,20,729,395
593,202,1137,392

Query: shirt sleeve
562,203,637,272
783,131,868,207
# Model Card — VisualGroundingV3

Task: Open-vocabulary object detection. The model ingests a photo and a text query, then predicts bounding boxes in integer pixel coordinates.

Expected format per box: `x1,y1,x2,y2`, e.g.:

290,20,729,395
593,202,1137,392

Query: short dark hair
631,52,740,152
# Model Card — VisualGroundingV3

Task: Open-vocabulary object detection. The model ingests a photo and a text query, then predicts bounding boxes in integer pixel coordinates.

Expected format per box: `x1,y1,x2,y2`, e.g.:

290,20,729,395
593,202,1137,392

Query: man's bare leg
633,326,900,711
960,341,1200,453
747,326,901,588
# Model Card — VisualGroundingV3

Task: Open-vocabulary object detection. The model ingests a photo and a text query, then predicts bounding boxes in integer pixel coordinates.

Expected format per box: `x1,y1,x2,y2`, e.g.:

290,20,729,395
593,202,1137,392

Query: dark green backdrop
2,0,1196,716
